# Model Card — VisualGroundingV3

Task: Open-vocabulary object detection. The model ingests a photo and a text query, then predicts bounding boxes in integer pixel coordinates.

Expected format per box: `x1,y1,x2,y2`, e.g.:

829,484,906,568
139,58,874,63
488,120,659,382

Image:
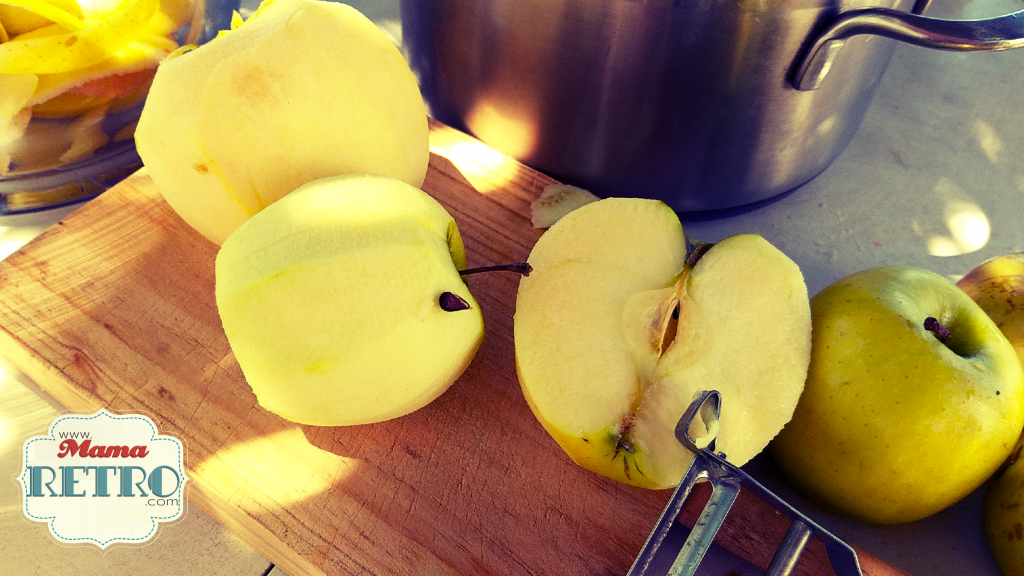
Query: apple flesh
514,197,812,489
215,174,482,426
528,183,599,229
770,266,1024,524
136,0,429,245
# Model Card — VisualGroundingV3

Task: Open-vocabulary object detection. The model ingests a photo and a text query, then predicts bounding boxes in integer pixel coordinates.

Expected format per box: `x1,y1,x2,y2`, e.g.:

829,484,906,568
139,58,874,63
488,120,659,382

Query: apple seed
659,303,681,356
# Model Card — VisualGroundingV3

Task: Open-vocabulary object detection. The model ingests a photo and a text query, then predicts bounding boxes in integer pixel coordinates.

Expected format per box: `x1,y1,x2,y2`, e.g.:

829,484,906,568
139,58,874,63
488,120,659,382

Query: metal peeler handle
627,390,863,576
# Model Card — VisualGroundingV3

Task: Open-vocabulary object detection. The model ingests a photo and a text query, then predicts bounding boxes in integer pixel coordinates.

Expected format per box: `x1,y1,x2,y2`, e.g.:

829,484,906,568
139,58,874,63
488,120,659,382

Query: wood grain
0,120,908,575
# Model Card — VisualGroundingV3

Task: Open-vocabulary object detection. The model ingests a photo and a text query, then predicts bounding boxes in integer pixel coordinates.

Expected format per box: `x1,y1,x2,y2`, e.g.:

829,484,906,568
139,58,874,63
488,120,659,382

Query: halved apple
513,198,812,489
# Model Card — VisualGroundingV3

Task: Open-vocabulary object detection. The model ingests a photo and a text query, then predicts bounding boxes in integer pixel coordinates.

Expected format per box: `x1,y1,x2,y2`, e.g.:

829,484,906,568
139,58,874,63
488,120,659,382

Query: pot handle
793,6,1024,90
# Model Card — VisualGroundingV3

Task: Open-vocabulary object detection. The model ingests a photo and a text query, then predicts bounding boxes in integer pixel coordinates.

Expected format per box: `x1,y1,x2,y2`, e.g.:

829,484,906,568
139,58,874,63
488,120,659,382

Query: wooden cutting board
0,120,908,576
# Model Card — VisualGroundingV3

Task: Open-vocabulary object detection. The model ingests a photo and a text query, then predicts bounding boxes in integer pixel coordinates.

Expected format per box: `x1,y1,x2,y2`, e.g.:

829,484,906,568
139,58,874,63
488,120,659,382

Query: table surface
4,0,1024,574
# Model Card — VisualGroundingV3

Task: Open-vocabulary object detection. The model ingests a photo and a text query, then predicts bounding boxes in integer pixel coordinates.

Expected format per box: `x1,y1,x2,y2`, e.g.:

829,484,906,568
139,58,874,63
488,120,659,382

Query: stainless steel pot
400,0,1024,212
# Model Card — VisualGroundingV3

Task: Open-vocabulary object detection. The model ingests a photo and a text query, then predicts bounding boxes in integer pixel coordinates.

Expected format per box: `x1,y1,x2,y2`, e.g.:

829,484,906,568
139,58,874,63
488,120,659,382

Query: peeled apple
135,0,430,245
215,174,482,426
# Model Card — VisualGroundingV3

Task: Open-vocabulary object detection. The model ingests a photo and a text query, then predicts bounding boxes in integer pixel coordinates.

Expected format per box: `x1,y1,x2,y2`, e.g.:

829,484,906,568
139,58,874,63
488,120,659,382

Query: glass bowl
0,0,238,213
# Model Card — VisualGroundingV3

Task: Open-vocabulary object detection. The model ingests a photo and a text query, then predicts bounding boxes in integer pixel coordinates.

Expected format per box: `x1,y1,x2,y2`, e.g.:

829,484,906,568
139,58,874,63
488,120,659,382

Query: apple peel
0,0,84,32
27,36,170,108
1,73,37,128
0,0,159,75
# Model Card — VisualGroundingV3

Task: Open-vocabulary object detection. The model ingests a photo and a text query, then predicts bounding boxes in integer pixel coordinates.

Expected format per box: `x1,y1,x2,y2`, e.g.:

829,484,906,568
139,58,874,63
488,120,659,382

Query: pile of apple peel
0,0,194,175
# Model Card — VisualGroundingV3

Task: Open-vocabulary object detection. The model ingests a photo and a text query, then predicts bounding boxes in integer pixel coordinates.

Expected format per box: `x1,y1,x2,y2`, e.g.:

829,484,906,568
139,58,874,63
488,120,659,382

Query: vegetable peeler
626,390,864,576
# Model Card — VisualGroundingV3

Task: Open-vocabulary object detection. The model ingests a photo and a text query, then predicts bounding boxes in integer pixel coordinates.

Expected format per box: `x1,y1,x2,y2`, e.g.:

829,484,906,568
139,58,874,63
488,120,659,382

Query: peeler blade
626,390,863,576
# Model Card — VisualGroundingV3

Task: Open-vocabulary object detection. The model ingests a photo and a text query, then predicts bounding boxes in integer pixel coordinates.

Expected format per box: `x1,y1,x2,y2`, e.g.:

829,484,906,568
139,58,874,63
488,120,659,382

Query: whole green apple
770,266,1024,524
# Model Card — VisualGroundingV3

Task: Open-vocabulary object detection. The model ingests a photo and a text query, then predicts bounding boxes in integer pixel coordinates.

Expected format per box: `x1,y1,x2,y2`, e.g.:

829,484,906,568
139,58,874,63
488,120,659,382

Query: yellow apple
514,197,812,489
770,266,1024,524
958,252,1024,366
985,438,1024,576
215,174,482,426
958,254,1024,573
135,0,429,246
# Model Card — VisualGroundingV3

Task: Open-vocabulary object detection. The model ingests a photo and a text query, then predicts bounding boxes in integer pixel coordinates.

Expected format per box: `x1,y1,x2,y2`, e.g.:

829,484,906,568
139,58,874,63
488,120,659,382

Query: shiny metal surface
765,520,813,576
401,0,1024,211
400,0,908,211
796,7,1024,89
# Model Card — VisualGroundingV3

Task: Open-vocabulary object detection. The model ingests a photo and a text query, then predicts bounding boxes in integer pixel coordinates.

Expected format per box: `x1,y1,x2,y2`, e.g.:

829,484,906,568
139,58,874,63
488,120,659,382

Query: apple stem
439,292,472,312
924,317,953,344
441,263,532,312
685,241,716,268
459,263,533,277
